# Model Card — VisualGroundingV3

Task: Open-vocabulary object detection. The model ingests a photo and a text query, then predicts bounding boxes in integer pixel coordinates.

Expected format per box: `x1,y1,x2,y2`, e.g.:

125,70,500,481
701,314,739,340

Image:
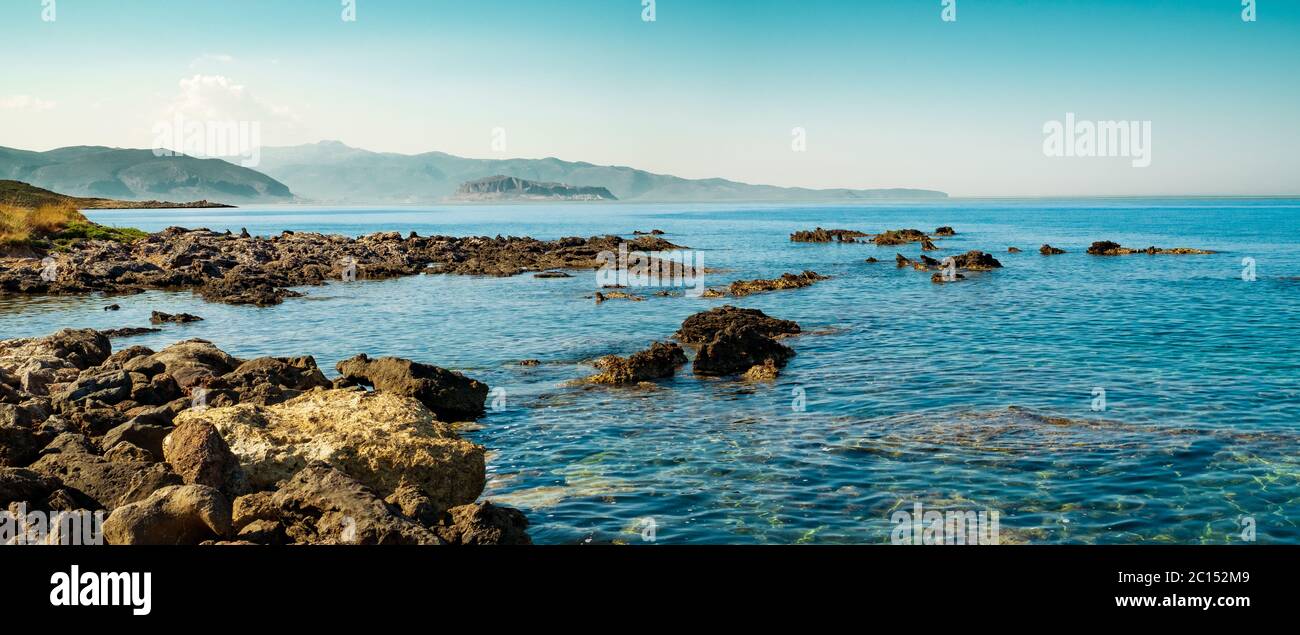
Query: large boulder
0,467,61,507
162,420,243,494
0,329,111,397
586,341,686,385
144,340,241,391
264,464,440,545
28,451,181,509
692,324,795,377
172,389,484,511
674,306,801,344
335,354,488,421
221,356,330,406
103,484,232,545
99,421,172,459
434,502,531,545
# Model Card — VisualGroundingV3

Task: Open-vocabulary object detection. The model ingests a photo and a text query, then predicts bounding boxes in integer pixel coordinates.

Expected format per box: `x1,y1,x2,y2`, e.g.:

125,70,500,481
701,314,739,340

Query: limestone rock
173,389,484,511
103,484,232,545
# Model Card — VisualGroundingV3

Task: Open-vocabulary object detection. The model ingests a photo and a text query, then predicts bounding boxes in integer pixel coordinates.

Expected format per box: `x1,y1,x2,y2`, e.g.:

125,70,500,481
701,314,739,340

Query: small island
450,175,618,202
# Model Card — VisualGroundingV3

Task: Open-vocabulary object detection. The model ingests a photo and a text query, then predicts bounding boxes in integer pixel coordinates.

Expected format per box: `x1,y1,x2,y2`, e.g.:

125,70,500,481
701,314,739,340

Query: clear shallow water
4,200,1299,544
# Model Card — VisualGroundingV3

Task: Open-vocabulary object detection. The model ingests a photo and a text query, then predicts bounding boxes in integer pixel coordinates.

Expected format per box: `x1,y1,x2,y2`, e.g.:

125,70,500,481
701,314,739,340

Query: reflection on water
1,199,1296,543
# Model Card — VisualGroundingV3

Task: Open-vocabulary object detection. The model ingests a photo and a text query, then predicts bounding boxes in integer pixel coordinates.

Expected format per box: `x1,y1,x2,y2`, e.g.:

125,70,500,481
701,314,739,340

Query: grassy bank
0,202,147,251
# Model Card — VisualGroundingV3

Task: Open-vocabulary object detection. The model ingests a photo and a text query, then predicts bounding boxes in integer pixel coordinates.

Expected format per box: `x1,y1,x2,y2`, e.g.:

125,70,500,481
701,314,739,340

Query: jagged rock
931,272,967,283
269,464,440,545
104,442,155,464
103,484,232,545
674,306,801,344
150,311,204,324
951,250,1003,270
335,354,487,421
934,226,956,236
162,419,243,494
1040,244,1066,255
41,432,97,456
1087,241,1213,255
221,356,330,406
587,342,687,385
742,358,781,381
434,502,531,545
236,519,287,545
790,228,869,243
28,451,180,509
385,481,440,526
129,371,180,405
873,229,928,246
55,370,133,406
100,421,171,458
172,390,484,511
102,327,162,339
727,271,828,297
0,467,61,507
693,324,795,377
144,340,241,391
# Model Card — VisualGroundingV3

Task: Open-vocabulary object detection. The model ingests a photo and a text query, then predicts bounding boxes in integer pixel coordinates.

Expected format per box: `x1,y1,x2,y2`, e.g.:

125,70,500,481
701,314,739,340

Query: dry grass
0,203,88,244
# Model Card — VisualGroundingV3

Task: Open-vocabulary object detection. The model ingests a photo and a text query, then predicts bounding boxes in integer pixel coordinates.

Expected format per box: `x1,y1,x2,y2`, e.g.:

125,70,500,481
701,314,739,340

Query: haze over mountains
0,141,947,204
259,141,946,203
0,146,291,204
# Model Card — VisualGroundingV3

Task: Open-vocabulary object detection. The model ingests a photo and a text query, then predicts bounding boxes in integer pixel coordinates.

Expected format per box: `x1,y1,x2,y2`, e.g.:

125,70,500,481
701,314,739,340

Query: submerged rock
727,271,828,297
674,305,801,344
1087,241,1214,255
587,342,687,385
1040,244,1066,255
150,311,203,324
335,354,487,421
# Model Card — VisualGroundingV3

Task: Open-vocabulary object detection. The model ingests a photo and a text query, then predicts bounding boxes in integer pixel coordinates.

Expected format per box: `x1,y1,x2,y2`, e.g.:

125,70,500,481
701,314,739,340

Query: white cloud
158,74,304,145
0,95,56,112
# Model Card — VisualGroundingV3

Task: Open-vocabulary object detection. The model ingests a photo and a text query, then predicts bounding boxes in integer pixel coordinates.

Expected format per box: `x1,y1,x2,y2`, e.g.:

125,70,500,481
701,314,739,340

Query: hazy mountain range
0,141,947,204
0,146,291,203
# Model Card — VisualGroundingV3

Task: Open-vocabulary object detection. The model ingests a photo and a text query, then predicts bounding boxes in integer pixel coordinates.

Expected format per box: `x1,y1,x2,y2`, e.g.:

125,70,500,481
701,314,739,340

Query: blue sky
1,0,1296,196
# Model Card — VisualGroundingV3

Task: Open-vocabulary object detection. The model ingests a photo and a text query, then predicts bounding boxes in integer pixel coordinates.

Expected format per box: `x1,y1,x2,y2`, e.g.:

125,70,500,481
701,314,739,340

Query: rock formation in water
451,175,617,201
0,328,530,545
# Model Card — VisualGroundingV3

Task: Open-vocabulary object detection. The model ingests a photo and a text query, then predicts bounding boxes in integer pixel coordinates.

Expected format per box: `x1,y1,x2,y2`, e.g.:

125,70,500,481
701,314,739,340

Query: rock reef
0,227,684,306
1086,241,1214,256
0,328,529,545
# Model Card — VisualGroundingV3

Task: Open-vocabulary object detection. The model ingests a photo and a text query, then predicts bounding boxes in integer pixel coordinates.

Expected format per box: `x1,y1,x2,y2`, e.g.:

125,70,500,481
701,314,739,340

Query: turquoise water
4,199,1299,544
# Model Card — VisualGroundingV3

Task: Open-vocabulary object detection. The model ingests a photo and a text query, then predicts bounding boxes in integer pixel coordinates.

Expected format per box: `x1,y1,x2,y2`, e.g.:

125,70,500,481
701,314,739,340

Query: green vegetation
1,199,146,251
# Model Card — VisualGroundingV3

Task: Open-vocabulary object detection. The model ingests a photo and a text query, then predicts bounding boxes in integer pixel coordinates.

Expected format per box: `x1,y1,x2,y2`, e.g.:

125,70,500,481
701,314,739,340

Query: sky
0,0,1297,197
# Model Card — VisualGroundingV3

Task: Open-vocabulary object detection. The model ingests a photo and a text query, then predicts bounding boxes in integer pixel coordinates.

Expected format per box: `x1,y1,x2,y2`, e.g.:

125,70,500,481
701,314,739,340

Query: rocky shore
0,227,683,306
0,328,529,545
